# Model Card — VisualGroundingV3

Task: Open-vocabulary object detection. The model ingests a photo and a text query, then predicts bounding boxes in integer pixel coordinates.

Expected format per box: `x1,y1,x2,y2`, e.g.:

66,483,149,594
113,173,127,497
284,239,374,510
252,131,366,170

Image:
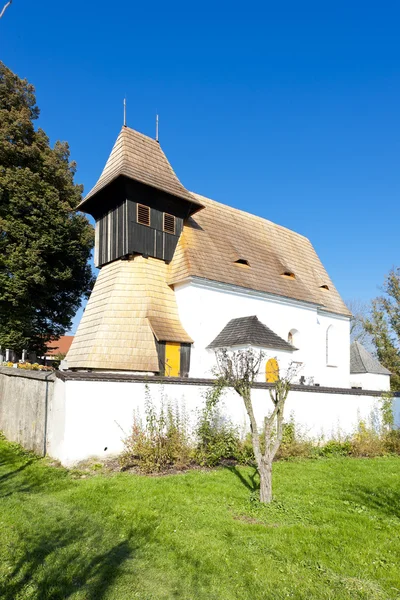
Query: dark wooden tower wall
92,179,188,268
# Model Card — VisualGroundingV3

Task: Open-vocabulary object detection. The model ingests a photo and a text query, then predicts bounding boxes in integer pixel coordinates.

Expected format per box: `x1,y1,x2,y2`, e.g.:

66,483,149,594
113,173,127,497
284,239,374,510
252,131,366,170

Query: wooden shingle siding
67,256,192,372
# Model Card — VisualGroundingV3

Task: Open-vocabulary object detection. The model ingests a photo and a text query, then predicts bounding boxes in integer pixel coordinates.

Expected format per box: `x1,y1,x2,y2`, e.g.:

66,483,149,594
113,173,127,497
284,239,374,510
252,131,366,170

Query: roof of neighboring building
207,315,296,351
78,126,204,210
350,341,391,375
45,336,74,356
169,193,351,317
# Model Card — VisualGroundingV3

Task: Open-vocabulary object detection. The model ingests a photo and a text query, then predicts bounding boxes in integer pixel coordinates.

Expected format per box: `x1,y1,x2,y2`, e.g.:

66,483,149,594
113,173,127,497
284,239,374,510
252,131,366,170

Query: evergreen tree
0,61,94,355
365,267,400,390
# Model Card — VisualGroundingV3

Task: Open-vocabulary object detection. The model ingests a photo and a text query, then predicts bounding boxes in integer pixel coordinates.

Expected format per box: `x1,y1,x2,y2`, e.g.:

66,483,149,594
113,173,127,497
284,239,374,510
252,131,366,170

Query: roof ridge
190,192,311,243
121,125,159,145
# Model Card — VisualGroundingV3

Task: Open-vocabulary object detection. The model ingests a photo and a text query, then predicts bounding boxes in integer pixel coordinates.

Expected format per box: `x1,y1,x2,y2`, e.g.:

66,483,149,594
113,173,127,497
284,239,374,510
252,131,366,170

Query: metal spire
156,114,159,142
123,98,127,127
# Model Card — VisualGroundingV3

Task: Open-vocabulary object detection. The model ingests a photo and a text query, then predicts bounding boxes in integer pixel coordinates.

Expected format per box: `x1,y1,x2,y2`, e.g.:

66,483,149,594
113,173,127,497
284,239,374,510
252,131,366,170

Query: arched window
326,325,338,366
288,329,300,348
266,358,279,383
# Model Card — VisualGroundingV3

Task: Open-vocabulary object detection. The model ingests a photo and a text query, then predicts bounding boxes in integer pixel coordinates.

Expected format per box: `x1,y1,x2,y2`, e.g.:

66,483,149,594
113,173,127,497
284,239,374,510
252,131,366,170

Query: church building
66,125,388,391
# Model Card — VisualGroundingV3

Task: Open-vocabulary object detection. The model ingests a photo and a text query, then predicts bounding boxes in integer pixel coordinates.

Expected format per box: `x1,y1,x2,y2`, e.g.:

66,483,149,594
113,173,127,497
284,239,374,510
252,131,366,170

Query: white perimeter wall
48,378,390,466
174,279,351,388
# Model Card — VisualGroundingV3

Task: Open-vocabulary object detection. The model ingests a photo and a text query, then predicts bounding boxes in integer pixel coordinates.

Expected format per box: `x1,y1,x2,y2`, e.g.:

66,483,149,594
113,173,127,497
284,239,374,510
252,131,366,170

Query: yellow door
265,358,279,383
165,342,180,377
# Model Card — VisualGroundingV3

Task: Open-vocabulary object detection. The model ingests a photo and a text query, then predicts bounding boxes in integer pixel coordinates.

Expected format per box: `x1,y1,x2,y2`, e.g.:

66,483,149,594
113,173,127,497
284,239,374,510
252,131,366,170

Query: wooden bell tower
67,126,201,373
77,126,203,267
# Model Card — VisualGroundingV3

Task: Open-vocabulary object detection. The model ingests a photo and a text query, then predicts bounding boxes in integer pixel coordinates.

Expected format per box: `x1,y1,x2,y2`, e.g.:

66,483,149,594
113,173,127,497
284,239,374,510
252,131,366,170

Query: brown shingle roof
78,126,204,210
169,194,351,317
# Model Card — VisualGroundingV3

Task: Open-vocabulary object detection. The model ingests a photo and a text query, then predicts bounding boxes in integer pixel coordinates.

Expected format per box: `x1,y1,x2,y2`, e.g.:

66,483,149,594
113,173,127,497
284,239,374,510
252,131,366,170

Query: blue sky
2,1,399,332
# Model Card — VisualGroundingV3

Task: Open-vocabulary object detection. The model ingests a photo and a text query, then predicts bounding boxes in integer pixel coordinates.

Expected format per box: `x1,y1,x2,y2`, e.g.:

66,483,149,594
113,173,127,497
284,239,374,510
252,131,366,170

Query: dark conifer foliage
0,61,94,354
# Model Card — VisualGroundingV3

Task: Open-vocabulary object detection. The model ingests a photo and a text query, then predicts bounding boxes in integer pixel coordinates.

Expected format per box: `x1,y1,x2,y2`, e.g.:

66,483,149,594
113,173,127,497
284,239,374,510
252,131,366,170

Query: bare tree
214,348,298,503
346,298,373,345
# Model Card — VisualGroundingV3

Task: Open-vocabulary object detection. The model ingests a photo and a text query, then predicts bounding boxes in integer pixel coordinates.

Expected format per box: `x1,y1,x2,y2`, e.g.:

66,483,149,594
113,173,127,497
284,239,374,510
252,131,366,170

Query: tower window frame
163,212,176,234
137,204,151,226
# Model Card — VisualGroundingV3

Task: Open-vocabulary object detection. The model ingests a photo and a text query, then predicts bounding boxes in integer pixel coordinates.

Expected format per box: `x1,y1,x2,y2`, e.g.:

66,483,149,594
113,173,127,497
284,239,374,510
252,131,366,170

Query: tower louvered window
137,204,150,226
163,213,175,234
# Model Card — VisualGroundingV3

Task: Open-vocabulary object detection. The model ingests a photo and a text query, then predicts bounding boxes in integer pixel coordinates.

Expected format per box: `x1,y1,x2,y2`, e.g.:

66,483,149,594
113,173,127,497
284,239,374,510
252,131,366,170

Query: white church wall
174,279,351,388
50,377,384,466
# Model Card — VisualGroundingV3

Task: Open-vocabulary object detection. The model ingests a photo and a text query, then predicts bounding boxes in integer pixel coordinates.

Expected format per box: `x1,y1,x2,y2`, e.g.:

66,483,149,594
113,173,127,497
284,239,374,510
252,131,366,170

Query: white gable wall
174,278,351,388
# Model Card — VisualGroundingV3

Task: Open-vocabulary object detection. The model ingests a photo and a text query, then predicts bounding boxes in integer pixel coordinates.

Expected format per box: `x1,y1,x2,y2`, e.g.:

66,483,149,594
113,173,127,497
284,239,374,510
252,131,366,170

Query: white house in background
66,125,388,391
350,341,391,391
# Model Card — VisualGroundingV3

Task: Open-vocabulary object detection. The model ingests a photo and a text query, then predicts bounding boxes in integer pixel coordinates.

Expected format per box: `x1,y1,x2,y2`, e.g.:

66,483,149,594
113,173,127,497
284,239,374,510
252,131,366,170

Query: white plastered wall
174,279,351,388
48,377,387,466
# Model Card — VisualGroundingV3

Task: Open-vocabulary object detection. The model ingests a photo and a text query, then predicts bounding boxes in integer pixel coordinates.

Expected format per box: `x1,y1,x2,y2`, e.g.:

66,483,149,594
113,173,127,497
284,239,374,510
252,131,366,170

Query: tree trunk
259,459,273,503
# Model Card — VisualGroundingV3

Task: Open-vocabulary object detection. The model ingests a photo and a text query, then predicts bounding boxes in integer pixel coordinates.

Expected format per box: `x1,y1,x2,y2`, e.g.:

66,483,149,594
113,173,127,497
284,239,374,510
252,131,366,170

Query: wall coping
0,367,56,382
56,370,398,398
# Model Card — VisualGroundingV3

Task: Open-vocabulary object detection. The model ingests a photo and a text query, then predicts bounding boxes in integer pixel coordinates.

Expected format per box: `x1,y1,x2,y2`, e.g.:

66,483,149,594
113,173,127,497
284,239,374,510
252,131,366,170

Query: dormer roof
78,126,204,214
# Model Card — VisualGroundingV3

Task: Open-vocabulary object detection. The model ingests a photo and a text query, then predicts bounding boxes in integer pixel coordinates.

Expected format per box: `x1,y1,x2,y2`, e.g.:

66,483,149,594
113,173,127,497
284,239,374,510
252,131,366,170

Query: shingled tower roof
78,126,204,213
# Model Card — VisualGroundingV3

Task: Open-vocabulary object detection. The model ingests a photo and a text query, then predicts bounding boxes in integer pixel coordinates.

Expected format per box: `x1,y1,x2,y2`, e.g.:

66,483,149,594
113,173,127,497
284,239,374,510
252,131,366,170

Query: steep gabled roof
350,341,391,375
78,126,204,210
207,315,295,351
169,194,351,317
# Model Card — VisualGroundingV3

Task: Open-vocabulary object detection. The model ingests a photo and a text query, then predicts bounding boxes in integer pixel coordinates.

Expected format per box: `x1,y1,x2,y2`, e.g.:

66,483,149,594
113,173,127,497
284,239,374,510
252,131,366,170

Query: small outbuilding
350,341,391,391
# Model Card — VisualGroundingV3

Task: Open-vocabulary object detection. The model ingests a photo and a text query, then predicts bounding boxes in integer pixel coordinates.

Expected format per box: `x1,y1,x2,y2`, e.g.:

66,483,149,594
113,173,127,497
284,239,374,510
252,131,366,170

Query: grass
0,439,400,599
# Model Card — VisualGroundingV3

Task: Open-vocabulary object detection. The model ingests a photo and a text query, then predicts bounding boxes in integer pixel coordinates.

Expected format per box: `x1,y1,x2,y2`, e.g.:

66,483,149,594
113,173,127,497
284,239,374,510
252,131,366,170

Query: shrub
195,403,242,466
314,440,352,458
276,419,315,460
383,429,400,454
119,388,191,473
350,420,385,457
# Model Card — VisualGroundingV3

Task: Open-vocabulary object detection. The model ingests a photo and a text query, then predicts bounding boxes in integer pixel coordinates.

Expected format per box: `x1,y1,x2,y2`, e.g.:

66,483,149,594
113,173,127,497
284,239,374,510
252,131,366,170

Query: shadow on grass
0,511,154,600
224,465,259,492
0,447,68,498
345,485,400,521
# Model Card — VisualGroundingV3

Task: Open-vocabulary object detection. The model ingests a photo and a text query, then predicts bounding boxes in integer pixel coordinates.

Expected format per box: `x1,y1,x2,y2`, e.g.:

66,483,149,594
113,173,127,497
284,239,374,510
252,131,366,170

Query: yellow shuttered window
165,342,180,377
265,358,279,383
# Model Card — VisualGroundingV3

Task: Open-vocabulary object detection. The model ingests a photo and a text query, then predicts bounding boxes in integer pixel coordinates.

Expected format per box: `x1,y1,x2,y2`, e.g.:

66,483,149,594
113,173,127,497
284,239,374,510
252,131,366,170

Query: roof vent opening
137,204,150,226
320,284,330,290
163,213,176,234
235,258,250,267
281,271,295,279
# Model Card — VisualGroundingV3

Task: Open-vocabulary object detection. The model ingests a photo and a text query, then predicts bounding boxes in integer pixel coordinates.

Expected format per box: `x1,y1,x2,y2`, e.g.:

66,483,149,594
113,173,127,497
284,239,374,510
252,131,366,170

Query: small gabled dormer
77,126,204,267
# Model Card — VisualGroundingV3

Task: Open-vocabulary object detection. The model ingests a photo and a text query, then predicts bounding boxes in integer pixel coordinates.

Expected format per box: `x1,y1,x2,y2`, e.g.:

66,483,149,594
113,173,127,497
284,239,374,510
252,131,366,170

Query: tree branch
0,1,12,19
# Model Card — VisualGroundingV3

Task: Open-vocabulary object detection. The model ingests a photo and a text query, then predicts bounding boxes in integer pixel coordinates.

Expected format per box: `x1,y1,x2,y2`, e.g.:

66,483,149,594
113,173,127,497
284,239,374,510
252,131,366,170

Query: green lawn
0,439,400,600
